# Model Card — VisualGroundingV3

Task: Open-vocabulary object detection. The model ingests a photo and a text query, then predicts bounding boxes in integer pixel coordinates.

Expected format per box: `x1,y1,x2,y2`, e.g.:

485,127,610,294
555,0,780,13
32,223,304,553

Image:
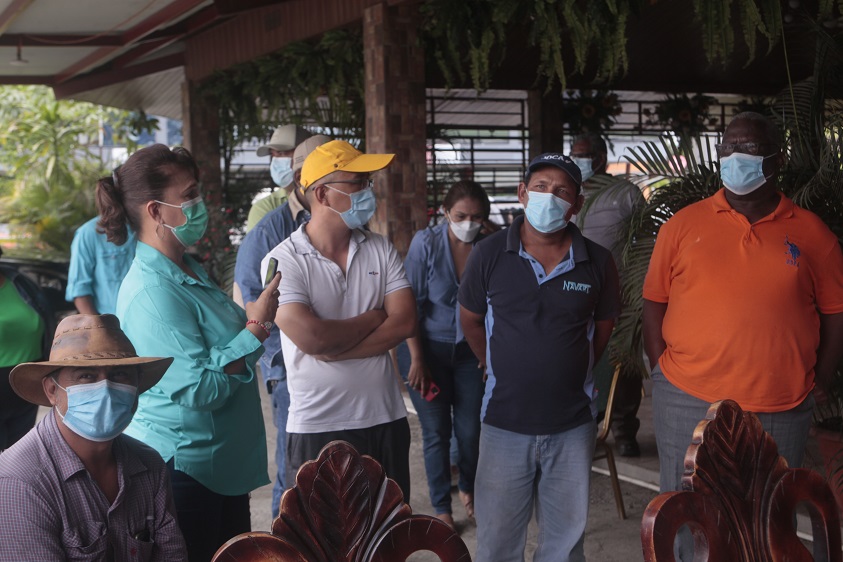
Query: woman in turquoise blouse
97,144,281,561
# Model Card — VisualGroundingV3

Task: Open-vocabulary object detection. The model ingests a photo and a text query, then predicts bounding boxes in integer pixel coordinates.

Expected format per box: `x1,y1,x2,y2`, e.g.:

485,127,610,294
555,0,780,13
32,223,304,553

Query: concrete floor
247,381,661,561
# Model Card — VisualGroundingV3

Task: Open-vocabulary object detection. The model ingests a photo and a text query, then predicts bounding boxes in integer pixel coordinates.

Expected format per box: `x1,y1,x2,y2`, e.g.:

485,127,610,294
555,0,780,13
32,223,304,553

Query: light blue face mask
326,184,377,229
524,191,573,234
270,157,294,187
720,152,774,196
571,157,595,182
53,378,137,442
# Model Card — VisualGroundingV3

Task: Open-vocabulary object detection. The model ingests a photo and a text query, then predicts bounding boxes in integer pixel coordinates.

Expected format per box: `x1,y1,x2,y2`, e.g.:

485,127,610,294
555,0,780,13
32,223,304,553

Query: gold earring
156,224,165,240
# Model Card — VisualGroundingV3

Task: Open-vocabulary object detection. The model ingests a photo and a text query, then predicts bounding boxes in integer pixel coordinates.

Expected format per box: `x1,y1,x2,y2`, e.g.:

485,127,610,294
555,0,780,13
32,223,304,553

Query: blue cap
526,153,582,187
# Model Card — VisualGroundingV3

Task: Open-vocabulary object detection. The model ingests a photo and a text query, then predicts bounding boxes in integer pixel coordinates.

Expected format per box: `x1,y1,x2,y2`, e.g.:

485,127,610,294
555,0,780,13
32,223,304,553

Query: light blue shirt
117,242,269,496
404,222,465,344
65,216,137,314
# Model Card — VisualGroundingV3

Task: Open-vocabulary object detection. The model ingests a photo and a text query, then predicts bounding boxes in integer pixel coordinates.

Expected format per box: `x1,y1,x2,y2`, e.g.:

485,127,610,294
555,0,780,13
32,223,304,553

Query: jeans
396,340,484,514
270,377,290,519
166,460,251,562
651,365,815,561
475,421,597,562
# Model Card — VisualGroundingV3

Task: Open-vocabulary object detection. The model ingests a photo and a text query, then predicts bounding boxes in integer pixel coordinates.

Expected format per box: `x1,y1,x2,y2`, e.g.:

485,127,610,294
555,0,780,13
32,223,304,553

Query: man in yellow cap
0,314,187,560
261,140,417,499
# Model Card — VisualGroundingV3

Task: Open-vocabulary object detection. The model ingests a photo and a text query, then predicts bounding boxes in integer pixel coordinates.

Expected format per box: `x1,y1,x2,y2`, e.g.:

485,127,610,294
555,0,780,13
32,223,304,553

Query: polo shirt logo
562,280,591,293
784,236,800,268
368,271,380,276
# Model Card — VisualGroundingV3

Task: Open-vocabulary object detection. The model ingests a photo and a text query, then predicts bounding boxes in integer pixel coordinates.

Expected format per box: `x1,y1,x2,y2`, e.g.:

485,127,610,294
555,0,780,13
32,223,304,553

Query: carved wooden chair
593,364,627,519
212,440,472,562
641,399,841,561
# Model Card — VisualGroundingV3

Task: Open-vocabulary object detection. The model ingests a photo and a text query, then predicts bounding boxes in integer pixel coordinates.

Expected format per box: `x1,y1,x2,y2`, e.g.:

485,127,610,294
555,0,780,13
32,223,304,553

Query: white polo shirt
261,224,410,433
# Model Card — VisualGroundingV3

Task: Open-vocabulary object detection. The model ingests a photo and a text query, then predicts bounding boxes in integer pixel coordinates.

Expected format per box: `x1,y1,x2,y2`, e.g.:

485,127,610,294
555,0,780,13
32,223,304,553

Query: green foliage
421,0,641,92
0,86,155,258
560,90,623,134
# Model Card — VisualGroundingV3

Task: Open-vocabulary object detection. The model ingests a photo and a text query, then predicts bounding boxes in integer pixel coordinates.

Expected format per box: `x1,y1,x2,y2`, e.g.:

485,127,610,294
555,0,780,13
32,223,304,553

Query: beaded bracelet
246,319,271,337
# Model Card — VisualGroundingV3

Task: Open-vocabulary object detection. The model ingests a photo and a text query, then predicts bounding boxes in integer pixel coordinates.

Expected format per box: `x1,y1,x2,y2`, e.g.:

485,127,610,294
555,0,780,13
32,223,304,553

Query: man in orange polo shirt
643,112,843,507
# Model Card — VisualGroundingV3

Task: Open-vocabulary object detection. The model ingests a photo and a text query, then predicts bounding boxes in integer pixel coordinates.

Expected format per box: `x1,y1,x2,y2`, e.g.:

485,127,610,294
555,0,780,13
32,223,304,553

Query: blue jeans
397,340,484,514
651,365,815,561
270,377,290,519
475,421,597,562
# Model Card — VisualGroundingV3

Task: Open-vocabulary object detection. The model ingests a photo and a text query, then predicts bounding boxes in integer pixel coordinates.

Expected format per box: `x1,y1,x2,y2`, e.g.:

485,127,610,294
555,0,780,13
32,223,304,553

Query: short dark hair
442,180,491,220
96,144,199,245
729,112,782,147
572,133,608,156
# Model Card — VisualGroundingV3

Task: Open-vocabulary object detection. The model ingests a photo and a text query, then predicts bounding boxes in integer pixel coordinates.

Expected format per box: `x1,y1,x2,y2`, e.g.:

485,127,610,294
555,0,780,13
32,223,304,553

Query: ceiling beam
52,53,184,99
0,74,51,85
0,0,34,36
0,34,123,47
213,0,288,15
54,0,206,84
111,4,224,70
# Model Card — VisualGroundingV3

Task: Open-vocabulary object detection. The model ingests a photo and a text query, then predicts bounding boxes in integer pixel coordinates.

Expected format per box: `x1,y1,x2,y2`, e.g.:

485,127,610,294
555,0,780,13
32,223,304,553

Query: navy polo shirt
458,215,621,435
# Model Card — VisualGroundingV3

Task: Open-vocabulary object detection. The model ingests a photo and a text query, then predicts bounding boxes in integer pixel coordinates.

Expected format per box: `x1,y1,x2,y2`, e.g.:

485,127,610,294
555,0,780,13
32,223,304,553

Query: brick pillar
363,1,427,257
528,89,567,158
182,81,229,272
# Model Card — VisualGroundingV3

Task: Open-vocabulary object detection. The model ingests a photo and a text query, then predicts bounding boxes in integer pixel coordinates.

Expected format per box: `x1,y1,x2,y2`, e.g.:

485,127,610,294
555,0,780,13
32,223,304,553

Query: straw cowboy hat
10,314,173,407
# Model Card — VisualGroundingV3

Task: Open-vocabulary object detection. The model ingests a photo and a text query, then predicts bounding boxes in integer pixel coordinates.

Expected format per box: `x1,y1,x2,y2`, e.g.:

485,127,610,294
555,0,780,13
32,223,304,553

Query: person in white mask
642,111,843,560
0,314,188,560
246,124,313,232
397,180,492,528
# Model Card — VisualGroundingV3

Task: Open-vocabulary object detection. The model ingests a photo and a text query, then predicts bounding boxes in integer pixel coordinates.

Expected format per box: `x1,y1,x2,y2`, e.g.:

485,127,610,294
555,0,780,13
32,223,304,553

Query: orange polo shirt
643,189,843,412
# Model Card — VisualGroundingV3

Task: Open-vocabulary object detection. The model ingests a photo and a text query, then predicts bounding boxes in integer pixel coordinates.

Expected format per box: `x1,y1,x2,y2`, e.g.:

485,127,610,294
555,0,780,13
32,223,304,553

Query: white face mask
447,214,482,243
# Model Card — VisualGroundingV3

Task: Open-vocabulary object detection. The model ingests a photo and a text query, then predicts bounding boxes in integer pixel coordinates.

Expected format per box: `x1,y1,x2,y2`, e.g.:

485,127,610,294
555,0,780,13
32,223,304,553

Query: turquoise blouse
117,242,269,496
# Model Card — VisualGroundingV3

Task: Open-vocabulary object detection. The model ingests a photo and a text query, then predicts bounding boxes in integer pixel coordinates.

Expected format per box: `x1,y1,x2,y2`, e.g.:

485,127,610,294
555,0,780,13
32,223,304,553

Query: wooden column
182,81,228,269
363,1,427,257
528,89,567,158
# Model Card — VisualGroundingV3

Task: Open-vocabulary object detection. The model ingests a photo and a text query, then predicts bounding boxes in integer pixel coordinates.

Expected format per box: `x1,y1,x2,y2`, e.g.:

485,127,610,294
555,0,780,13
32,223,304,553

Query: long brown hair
96,144,199,245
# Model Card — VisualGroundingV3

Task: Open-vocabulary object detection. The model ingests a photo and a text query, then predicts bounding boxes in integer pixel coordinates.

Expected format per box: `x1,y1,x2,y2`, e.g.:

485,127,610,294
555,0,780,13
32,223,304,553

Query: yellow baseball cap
300,140,394,190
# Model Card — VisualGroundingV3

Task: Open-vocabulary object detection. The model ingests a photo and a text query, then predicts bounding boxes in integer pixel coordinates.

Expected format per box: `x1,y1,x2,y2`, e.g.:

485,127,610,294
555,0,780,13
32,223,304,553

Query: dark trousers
286,417,411,501
0,366,37,450
166,460,251,562
593,354,641,444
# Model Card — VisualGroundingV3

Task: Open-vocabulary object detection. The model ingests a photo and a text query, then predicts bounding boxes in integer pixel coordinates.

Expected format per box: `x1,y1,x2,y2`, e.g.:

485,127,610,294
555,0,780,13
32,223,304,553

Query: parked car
0,256,74,320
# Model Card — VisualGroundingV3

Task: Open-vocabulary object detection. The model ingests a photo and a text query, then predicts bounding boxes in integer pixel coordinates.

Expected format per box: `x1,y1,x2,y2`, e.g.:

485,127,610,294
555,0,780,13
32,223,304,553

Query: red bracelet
246,319,271,337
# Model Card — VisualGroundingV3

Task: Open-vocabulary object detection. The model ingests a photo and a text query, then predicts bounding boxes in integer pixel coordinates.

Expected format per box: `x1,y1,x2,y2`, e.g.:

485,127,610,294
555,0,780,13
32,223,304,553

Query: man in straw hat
262,140,417,500
0,314,187,560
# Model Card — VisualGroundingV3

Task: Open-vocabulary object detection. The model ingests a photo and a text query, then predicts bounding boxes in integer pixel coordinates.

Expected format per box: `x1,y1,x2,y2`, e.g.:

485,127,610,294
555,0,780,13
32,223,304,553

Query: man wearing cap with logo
0,314,187,560
233,133,331,518
245,124,313,232
459,153,621,562
642,113,843,560
261,140,416,499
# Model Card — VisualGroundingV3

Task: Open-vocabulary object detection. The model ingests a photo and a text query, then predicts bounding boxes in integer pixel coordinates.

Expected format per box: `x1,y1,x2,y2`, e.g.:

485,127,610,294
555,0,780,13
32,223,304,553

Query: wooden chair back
641,399,841,561
594,363,627,519
212,440,472,562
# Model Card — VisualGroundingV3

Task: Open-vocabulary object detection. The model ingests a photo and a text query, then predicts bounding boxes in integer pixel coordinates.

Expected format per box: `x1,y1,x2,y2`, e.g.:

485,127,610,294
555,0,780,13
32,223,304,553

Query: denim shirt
65,216,136,314
234,201,309,384
404,222,467,344
118,242,269,496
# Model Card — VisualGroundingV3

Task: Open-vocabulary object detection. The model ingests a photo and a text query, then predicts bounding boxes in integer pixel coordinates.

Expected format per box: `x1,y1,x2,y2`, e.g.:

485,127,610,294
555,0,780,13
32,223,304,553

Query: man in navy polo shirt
459,154,621,562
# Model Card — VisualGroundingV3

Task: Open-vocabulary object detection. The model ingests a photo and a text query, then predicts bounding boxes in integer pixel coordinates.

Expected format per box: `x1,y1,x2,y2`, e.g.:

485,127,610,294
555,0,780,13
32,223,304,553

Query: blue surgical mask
524,191,573,234
53,378,137,442
155,196,209,247
270,157,294,187
720,152,774,196
571,157,594,182
326,185,377,229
